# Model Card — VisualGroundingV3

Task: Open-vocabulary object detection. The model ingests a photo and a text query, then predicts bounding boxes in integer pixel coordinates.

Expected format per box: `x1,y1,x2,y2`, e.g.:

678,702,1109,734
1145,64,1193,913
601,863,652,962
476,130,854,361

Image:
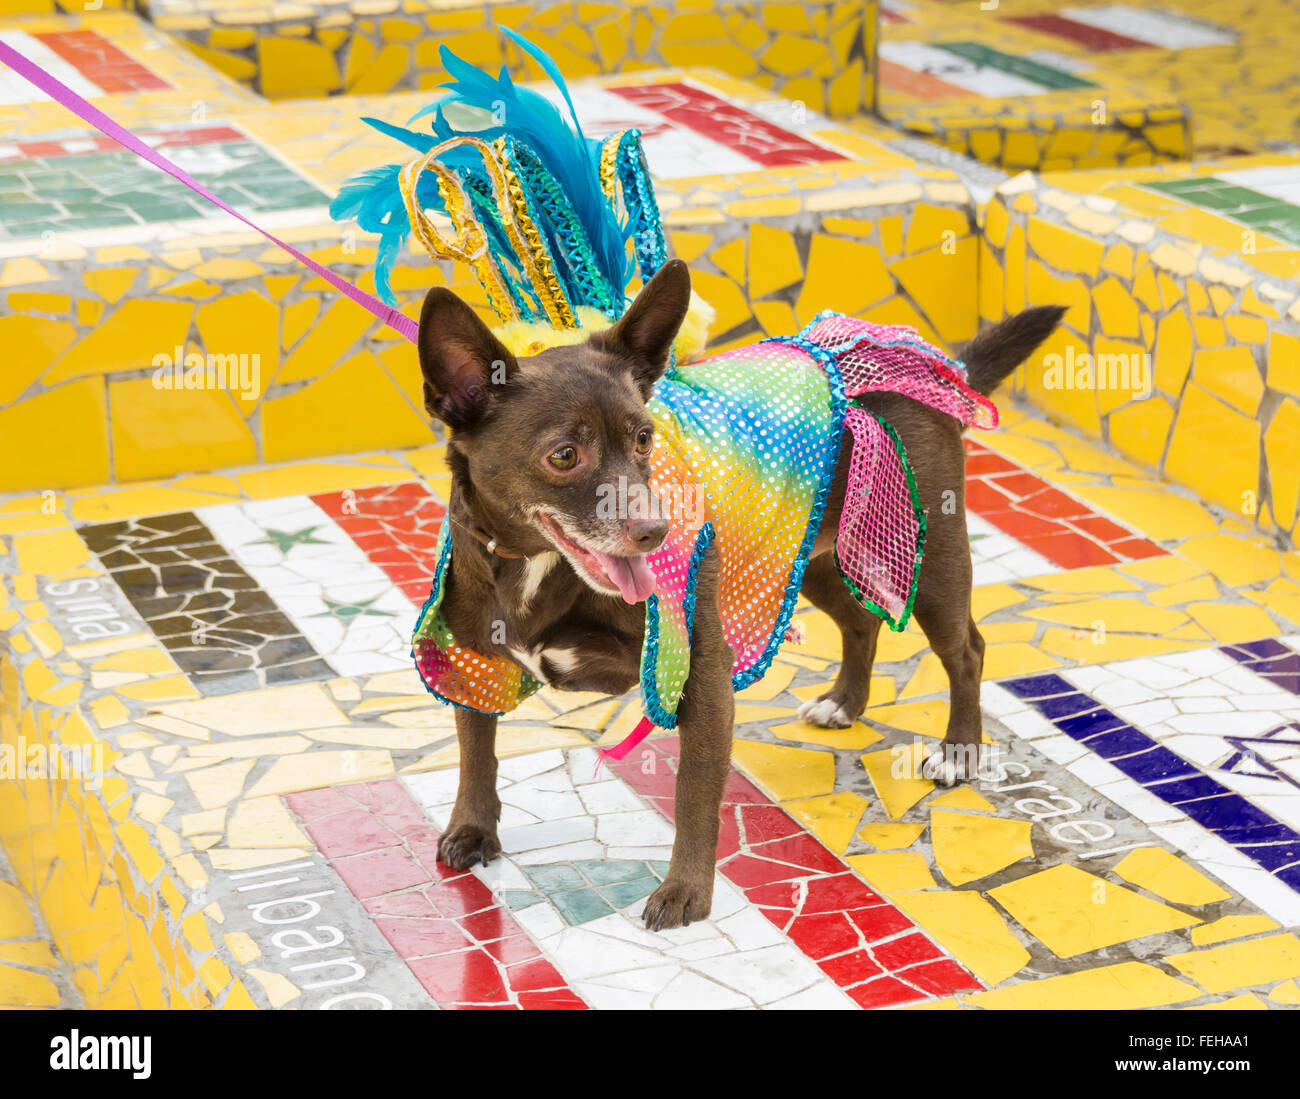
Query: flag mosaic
0,124,329,242
0,28,167,105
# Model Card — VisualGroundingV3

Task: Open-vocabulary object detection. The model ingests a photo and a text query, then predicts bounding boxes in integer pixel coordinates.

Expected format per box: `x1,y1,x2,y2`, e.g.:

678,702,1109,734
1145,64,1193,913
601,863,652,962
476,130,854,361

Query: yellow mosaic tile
1113,847,1232,907
845,852,937,893
783,792,870,854
960,961,1200,1011
1165,934,1300,995
889,890,1030,987
989,866,1201,958
857,821,926,851
1269,980,1300,1005
927,788,995,813
930,810,1035,887
859,747,933,819
0,963,60,1008
730,739,836,802
1190,915,1282,947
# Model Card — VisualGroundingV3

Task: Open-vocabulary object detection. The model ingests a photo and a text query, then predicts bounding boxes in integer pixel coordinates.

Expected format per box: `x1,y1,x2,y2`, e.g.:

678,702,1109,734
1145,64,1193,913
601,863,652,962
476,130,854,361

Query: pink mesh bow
804,314,998,429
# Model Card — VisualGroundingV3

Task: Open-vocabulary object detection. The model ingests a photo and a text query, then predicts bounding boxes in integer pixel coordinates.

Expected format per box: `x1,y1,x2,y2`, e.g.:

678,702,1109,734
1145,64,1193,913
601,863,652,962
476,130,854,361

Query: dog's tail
957,305,1067,397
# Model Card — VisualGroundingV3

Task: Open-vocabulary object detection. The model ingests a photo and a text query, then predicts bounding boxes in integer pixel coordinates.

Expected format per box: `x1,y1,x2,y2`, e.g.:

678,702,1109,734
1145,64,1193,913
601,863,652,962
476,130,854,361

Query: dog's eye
635,427,653,454
548,446,579,471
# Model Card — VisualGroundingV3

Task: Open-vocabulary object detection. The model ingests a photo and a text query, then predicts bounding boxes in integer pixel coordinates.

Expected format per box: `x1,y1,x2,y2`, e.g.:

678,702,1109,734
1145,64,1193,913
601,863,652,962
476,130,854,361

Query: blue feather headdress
329,28,668,326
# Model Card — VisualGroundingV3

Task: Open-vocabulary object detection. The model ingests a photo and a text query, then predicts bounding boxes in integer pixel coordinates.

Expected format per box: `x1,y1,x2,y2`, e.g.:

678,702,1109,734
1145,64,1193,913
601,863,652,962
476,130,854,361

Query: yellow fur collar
491,291,715,363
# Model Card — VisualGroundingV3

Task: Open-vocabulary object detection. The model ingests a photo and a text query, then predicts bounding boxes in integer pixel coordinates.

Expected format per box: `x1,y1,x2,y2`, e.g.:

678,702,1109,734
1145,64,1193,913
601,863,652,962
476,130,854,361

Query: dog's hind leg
436,708,503,869
795,553,883,728
643,545,734,932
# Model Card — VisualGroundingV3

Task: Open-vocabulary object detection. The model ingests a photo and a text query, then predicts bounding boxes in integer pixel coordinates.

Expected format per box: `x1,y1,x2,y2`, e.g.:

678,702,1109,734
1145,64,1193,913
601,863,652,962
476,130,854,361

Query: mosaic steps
884,0,1300,160
871,0,1191,171
138,0,879,117
980,152,1300,549
0,64,981,495
3,404,1300,1008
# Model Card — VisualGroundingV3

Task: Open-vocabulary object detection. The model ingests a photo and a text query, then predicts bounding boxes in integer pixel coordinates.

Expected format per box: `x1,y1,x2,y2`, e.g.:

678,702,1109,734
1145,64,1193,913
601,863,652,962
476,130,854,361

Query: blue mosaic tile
1112,744,1200,784
502,890,543,910
521,859,669,925
1002,672,1073,700
1149,774,1234,803
1035,692,1099,720
1080,726,1157,757
551,888,615,925
600,876,662,909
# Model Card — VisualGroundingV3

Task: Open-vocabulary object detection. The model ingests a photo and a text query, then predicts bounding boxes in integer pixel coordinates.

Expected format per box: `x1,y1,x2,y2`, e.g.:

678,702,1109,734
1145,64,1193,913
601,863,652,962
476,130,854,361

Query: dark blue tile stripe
1223,638,1300,696
1003,666,1300,893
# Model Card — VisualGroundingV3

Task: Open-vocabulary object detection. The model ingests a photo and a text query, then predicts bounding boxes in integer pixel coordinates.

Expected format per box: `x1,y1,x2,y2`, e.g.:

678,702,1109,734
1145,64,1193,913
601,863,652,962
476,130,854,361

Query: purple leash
0,39,419,344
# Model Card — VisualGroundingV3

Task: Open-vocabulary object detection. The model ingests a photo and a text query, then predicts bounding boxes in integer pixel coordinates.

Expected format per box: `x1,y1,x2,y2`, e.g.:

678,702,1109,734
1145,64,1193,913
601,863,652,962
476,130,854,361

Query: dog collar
445,513,527,560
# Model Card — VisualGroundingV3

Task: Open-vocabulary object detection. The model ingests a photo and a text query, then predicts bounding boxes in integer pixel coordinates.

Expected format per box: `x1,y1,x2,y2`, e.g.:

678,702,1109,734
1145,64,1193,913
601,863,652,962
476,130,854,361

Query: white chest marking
517,551,559,612
506,644,581,684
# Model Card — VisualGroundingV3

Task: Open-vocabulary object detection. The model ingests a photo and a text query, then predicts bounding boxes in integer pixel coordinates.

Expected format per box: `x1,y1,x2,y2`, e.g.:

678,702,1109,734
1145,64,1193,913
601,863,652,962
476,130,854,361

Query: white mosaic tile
1063,5,1236,49
0,30,105,105
967,512,1058,585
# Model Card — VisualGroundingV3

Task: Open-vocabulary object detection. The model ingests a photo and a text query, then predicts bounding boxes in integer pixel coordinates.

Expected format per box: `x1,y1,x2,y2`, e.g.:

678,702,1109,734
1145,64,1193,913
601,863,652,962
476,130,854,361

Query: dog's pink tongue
595,552,657,604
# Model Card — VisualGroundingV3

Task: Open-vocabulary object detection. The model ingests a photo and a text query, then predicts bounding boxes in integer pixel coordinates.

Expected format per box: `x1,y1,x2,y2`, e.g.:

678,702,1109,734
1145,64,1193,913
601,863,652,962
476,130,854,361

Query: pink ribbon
0,40,418,344
594,715,655,777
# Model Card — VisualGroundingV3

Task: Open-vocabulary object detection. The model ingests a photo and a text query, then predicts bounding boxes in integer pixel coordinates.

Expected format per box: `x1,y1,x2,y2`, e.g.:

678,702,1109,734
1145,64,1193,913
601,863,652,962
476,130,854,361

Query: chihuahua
416,257,1063,930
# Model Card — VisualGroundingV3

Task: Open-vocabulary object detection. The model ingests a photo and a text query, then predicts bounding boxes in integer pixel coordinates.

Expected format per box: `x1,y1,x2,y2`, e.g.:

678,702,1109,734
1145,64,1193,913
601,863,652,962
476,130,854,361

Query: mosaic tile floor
4,400,1300,1010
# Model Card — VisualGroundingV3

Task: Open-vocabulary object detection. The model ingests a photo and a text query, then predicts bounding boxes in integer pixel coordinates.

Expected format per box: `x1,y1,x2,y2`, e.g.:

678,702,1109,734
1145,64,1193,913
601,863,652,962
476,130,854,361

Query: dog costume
331,32,997,732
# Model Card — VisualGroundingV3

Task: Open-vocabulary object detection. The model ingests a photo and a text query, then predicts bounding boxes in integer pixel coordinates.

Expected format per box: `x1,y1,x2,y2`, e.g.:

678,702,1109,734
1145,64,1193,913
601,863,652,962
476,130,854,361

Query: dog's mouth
534,511,657,605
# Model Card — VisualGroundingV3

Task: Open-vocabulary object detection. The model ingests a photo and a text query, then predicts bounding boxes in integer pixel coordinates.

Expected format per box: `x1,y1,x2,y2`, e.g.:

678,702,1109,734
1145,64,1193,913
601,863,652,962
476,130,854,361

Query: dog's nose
625,517,668,553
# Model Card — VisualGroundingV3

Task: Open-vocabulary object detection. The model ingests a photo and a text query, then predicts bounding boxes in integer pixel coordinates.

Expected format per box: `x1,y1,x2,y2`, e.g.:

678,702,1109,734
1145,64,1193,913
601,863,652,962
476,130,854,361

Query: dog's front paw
436,824,501,870
921,740,983,788
642,877,712,932
796,695,855,728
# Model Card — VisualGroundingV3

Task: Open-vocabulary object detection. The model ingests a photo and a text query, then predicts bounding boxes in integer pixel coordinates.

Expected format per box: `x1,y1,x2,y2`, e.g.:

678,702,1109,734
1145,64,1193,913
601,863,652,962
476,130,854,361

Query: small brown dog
418,258,1063,930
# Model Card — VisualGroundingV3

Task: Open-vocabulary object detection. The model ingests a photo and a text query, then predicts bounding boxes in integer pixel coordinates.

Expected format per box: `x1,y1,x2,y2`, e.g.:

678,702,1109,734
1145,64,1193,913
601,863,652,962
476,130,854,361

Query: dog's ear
593,258,692,395
417,288,518,430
